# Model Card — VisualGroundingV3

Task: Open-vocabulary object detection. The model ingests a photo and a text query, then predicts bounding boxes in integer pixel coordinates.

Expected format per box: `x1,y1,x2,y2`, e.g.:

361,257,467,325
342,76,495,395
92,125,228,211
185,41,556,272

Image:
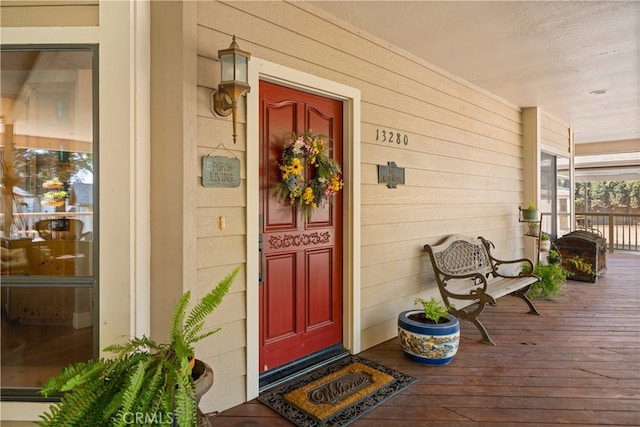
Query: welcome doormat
257,355,417,426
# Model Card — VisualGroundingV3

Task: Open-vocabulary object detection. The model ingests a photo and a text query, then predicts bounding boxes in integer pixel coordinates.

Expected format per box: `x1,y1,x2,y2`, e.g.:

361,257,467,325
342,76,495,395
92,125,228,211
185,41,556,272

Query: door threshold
259,344,349,392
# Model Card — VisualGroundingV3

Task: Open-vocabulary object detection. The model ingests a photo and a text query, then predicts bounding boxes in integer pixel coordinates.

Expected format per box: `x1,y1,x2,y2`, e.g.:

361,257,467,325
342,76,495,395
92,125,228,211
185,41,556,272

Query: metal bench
424,235,540,345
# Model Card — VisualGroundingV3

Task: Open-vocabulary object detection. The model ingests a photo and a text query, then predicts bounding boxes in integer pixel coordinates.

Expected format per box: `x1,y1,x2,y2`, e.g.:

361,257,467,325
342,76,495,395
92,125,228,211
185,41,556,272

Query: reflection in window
1,286,94,389
557,156,572,237
1,46,97,396
540,152,572,239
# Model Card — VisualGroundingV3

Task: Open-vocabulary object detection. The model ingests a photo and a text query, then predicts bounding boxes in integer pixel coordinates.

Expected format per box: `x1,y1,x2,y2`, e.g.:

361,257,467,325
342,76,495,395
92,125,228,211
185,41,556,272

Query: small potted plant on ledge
43,177,64,188
36,266,241,427
540,232,551,251
520,202,539,221
548,249,561,264
527,221,541,237
397,297,460,366
42,189,67,207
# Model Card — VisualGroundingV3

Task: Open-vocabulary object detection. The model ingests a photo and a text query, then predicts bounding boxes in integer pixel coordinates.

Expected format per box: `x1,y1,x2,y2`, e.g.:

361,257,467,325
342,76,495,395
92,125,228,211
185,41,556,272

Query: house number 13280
376,129,409,145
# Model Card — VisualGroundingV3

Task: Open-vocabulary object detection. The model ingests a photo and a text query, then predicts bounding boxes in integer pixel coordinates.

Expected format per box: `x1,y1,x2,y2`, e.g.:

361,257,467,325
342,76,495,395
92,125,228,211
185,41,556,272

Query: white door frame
245,58,361,400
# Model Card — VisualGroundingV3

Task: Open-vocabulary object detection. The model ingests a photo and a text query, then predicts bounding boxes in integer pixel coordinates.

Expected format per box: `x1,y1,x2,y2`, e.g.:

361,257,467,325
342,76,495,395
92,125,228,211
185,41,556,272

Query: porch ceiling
310,1,640,148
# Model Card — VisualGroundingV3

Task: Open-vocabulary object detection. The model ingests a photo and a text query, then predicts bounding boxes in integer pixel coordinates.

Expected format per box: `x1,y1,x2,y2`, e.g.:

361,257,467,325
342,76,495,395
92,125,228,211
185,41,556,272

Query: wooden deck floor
209,253,640,426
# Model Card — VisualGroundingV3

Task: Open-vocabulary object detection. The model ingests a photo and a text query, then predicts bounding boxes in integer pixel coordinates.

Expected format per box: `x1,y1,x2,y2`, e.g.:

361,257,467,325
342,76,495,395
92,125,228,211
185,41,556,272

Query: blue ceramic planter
397,310,460,366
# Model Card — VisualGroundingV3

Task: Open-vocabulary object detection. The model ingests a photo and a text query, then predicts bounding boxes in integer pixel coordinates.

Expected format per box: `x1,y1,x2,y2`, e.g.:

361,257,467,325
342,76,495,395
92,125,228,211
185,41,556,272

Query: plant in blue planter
397,297,460,366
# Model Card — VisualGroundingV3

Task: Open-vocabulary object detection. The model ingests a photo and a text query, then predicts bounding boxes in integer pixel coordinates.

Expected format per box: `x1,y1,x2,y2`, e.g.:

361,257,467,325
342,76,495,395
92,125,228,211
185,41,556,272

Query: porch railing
575,212,639,253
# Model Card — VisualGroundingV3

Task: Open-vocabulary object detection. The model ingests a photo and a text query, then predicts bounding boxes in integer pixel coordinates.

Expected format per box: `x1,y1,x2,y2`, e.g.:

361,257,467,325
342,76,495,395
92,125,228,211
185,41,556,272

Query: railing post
608,214,615,253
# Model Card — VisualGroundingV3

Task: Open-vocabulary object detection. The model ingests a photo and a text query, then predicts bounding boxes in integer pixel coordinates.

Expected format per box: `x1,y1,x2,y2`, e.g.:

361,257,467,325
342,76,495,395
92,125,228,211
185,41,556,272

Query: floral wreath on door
272,130,343,219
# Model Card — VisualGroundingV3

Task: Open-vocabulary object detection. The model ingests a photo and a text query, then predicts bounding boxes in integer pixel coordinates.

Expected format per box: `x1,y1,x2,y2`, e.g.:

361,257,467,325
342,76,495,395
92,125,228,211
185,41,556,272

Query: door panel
263,100,298,230
307,248,333,327
263,254,297,343
259,81,343,372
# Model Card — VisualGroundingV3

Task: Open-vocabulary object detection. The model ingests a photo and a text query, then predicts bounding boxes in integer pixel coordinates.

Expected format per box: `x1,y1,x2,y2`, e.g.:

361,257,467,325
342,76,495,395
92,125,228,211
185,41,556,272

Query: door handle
259,232,265,284
259,215,265,284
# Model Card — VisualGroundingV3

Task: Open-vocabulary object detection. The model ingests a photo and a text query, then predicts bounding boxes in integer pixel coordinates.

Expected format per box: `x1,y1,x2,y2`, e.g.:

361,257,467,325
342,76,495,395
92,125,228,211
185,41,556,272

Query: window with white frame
1,45,98,399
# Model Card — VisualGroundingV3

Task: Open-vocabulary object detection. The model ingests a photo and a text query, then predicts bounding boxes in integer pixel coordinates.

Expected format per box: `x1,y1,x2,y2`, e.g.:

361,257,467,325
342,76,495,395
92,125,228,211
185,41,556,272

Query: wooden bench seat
424,235,540,345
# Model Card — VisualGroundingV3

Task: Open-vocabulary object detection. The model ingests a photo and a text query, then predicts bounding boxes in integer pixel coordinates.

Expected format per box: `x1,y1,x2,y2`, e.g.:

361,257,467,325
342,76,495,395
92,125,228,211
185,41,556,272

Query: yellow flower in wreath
330,175,344,193
290,158,303,175
302,187,316,207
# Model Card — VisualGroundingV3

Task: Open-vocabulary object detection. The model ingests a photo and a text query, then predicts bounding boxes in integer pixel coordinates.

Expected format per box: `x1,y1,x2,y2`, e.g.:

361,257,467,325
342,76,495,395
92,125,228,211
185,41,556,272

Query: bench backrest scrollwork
426,235,493,278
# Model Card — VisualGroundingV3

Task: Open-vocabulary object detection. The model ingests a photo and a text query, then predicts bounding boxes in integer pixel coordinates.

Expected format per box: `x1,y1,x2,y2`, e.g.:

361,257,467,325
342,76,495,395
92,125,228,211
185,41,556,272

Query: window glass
540,152,572,239
1,46,96,395
540,151,555,234
557,156,571,237
1,286,94,389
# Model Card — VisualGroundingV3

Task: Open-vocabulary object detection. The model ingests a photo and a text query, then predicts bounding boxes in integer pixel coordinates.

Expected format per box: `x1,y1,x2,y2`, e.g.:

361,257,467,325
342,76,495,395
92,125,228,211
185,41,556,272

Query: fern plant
37,265,241,427
523,262,572,300
414,297,451,324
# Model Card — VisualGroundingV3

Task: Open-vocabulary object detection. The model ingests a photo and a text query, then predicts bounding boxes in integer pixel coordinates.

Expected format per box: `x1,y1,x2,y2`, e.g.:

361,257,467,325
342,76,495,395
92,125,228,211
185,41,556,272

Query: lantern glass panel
221,54,234,82
235,55,248,82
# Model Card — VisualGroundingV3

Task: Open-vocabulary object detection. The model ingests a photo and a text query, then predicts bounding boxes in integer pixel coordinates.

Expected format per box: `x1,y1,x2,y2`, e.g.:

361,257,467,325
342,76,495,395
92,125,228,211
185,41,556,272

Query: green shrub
523,262,572,300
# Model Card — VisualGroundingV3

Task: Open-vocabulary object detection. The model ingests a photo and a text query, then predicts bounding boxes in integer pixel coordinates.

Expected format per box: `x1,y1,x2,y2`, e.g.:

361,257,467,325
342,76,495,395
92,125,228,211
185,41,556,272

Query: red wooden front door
259,81,343,373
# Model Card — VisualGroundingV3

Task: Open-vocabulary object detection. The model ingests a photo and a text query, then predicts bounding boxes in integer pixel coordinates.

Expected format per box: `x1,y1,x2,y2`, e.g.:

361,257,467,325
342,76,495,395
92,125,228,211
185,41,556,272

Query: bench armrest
491,257,535,278
440,271,489,296
479,236,536,279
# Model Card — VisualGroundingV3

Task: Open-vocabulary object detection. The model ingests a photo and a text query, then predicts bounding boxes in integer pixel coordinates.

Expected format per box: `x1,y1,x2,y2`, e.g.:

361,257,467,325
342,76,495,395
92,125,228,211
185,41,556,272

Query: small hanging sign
202,143,241,187
202,153,241,188
378,161,405,189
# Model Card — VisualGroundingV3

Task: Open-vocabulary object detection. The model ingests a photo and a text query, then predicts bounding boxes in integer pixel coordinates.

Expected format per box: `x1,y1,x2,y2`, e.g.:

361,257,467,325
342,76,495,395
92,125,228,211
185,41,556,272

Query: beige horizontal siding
198,321,247,413
197,207,246,238
0,2,98,27
541,110,571,154
199,2,520,131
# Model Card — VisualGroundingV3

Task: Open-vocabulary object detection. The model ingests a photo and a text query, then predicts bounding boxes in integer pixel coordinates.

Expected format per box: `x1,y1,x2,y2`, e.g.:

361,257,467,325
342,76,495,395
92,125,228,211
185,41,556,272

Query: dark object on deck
554,230,607,283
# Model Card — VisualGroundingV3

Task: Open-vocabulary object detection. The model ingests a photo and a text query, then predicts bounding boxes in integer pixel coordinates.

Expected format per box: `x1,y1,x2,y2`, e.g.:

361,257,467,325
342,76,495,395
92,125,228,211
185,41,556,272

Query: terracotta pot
43,182,63,189
193,359,214,402
42,200,65,207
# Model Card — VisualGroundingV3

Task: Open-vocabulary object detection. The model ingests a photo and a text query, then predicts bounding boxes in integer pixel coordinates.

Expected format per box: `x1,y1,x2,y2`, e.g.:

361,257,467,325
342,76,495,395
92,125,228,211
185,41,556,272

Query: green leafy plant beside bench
523,262,572,300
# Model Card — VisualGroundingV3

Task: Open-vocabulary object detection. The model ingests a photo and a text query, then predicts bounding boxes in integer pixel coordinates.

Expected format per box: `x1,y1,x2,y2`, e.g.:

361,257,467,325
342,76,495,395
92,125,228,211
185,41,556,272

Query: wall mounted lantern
211,35,251,144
